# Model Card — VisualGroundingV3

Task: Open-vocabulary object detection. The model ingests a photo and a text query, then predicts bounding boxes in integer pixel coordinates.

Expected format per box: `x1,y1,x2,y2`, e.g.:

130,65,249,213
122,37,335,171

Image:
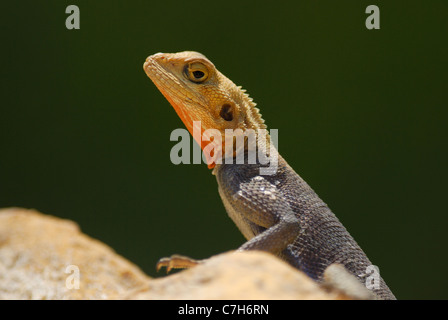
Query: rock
0,207,341,299
127,251,339,300
0,208,150,299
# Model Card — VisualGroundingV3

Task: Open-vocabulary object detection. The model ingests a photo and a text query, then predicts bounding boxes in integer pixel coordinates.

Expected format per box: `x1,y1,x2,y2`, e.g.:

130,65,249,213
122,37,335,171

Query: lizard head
143,51,266,168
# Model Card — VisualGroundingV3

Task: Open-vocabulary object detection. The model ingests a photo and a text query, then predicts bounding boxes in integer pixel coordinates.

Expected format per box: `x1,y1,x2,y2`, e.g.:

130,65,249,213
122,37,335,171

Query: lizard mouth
143,54,174,91
144,54,218,168
143,54,195,132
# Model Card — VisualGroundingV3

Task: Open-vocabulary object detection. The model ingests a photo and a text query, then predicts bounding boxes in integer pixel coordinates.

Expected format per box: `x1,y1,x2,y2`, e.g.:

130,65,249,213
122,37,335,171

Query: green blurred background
1,1,446,299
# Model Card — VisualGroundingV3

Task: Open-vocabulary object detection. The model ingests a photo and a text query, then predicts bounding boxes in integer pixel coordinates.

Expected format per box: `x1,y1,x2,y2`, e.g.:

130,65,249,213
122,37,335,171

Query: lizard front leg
219,174,301,255
156,254,205,273
156,175,300,273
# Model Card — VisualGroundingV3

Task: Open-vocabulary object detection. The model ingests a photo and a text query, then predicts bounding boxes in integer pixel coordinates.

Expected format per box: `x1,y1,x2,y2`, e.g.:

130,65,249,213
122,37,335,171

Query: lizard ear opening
220,103,234,121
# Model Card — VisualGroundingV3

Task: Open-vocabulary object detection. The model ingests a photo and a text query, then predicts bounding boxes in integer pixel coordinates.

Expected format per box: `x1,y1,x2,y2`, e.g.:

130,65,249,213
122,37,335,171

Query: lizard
143,51,396,300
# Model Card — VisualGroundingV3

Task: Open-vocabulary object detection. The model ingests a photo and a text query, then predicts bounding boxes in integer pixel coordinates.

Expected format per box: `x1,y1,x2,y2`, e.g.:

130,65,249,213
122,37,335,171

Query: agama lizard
143,51,396,299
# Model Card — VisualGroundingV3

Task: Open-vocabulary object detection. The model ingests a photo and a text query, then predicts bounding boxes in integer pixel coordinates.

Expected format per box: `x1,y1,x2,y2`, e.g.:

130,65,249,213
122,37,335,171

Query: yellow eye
185,62,209,83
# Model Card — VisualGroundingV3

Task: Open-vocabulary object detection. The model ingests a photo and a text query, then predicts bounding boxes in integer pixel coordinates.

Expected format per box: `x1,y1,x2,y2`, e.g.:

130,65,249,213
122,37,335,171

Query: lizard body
143,51,395,299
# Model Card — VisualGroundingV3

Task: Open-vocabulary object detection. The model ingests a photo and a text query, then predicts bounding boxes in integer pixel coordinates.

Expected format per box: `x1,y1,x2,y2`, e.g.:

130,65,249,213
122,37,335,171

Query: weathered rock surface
0,208,149,299
126,251,340,300
0,208,340,299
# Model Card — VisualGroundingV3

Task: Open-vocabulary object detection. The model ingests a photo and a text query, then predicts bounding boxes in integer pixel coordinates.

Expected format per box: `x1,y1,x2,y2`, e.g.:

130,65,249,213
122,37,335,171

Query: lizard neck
212,132,278,175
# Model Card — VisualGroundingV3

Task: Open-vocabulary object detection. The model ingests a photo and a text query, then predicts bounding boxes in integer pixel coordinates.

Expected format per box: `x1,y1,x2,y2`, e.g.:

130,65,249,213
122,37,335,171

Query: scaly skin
143,51,396,299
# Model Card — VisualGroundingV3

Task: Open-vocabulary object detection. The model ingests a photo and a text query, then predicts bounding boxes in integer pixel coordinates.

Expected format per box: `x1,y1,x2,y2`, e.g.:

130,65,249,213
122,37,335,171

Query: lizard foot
156,254,204,273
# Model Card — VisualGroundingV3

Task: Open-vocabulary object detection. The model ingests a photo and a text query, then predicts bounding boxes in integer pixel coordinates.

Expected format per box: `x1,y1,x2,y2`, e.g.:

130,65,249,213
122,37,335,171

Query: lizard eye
185,62,209,83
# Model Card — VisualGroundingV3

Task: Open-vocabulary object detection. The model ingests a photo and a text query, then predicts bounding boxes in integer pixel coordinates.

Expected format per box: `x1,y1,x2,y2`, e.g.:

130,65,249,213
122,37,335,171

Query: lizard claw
156,254,203,273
